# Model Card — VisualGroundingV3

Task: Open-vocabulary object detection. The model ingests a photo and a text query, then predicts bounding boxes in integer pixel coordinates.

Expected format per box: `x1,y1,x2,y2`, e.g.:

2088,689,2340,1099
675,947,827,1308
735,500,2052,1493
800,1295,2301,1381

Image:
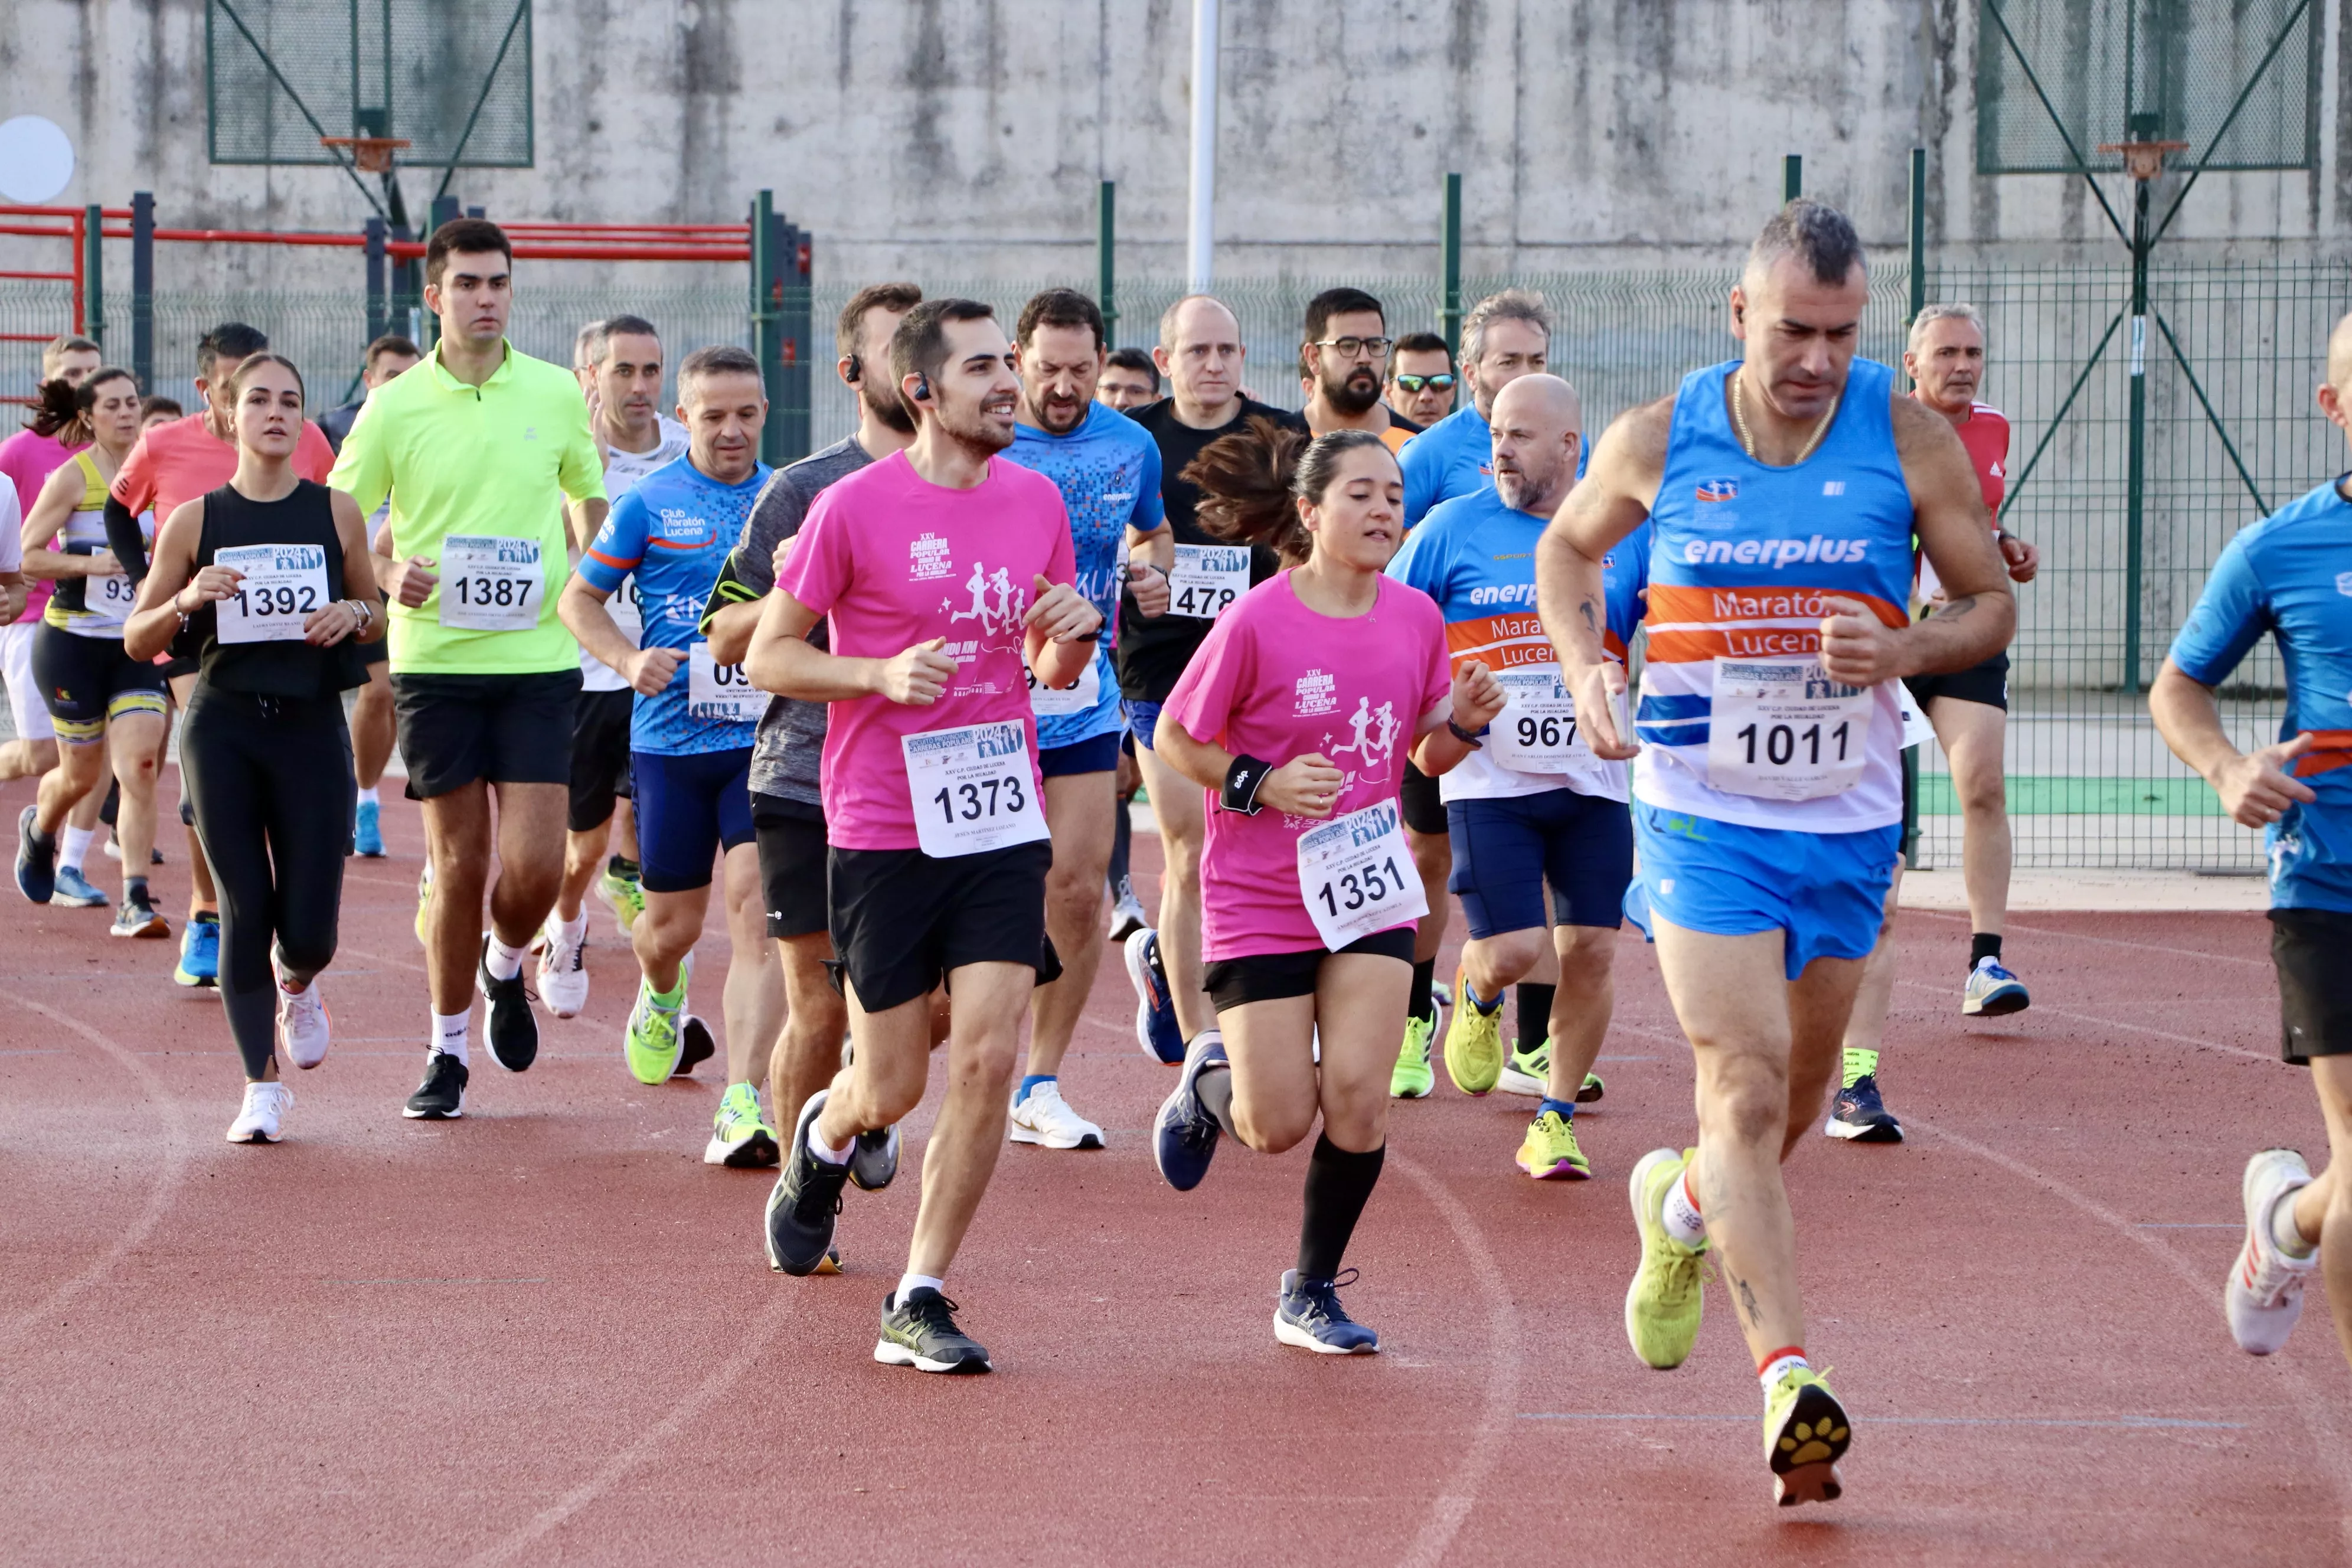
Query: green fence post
749,189,783,466
1439,172,1462,358
1901,146,1926,868
130,192,153,391
83,204,105,351
1783,155,1802,202
1096,179,1118,344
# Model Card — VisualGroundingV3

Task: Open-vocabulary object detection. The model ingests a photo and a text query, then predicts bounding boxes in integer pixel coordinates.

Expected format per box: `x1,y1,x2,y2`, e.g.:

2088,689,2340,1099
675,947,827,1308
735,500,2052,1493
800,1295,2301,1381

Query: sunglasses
1392,373,1456,393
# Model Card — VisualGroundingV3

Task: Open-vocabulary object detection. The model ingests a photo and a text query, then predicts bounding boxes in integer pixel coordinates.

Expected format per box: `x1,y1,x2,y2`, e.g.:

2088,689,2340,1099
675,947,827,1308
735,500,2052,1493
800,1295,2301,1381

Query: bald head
2328,312,2352,390
1489,373,1585,515
1157,293,1246,420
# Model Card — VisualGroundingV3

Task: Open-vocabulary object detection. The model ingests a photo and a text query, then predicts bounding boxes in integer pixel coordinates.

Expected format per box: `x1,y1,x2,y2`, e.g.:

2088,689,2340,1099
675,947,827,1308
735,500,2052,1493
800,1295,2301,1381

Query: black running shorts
2272,907,2352,1064
1904,649,2010,714
391,668,579,801
1204,925,1417,1014
1400,760,1448,837
754,792,828,940
828,839,1054,1013
567,685,636,831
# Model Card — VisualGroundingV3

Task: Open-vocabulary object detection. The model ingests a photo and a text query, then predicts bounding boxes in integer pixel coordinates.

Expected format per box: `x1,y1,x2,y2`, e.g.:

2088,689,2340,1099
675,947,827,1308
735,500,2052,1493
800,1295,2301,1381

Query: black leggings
180,686,354,1079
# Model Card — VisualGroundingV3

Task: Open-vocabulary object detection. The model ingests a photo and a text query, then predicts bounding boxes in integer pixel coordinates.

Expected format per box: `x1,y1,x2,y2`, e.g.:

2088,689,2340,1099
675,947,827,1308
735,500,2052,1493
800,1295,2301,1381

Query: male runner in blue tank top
1536,201,2014,1506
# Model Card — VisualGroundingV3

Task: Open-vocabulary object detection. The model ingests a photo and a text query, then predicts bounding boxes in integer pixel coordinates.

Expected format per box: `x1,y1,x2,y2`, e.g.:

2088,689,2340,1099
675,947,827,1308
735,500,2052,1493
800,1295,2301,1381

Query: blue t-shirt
579,454,770,756
1398,404,1494,528
1006,401,1168,750
2167,476,2352,912
1389,485,1649,801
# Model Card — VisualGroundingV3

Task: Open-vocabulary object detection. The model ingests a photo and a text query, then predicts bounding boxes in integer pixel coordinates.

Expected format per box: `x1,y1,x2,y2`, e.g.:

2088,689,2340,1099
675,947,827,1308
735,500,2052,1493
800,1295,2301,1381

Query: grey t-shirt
740,435,876,805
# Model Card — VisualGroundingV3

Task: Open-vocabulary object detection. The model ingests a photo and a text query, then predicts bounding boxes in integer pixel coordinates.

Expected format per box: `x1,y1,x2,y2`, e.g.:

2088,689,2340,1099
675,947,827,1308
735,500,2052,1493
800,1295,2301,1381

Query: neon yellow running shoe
1765,1366,1851,1507
1390,1008,1437,1099
1625,1146,1710,1369
705,1082,782,1168
1443,968,1504,1095
1500,1037,1608,1104
624,978,685,1084
1516,1109,1591,1180
597,862,644,937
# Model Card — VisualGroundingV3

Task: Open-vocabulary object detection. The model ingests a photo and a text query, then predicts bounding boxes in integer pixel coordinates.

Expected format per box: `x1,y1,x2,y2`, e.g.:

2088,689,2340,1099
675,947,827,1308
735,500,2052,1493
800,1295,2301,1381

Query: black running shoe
671,1014,716,1078
763,1090,851,1276
402,1051,469,1119
874,1286,992,1373
1275,1267,1380,1354
1827,1073,1903,1144
848,1123,900,1192
476,935,539,1072
15,805,55,905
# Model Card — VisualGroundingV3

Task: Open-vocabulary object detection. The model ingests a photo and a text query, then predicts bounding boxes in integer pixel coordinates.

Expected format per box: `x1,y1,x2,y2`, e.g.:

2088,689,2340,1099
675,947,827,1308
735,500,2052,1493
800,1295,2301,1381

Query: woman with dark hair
126,353,384,1144
15,368,172,935
1147,423,1504,1352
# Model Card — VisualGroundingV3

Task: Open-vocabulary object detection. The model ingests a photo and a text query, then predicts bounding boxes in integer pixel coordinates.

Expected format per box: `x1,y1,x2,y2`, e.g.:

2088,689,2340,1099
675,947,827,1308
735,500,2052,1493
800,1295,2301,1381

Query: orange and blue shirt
2168,476,2352,913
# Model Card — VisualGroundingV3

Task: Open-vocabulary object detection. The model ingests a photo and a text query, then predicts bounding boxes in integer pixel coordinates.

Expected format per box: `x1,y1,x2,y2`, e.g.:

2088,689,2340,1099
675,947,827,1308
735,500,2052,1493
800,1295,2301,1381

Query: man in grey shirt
705,283,921,1178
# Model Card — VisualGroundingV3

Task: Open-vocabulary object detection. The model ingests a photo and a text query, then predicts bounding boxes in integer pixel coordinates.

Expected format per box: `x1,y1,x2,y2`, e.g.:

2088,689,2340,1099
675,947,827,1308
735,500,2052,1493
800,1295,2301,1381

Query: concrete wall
2,0,2346,295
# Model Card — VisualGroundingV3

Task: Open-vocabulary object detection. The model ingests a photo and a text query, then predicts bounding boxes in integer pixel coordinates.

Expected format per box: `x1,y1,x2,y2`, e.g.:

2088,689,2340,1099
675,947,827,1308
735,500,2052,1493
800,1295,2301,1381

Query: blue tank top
1635,357,1915,832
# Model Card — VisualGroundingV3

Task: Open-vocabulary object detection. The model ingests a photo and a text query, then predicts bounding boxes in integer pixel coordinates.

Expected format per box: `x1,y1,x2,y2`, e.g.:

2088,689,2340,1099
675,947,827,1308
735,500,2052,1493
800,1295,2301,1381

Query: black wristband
1446,718,1483,747
1221,754,1274,816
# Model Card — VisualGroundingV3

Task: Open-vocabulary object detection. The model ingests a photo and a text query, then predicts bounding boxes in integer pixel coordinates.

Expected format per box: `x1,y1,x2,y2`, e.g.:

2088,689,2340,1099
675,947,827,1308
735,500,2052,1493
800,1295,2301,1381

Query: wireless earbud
844,352,863,382
914,373,932,401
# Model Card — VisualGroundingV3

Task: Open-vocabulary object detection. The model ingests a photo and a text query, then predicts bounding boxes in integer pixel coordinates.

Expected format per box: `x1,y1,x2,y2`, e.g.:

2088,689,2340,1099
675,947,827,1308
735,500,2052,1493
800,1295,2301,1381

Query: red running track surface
1,775,2346,1564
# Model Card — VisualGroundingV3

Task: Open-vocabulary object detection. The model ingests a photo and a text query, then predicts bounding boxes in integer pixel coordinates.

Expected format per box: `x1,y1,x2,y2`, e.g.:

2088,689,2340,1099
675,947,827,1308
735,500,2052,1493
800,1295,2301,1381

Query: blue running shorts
632,747,757,894
1627,802,1899,981
1446,789,1634,939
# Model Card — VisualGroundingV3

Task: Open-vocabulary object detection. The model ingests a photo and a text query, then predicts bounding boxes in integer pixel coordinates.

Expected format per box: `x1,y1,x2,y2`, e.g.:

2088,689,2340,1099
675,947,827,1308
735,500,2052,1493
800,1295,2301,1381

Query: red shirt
110,412,337,531
1948,402,2010,516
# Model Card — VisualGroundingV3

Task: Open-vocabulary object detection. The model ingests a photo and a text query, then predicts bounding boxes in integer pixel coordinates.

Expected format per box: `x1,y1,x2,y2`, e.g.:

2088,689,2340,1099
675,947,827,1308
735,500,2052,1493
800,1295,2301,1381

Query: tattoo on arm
1934,593,1978,621
1578,597,1599,637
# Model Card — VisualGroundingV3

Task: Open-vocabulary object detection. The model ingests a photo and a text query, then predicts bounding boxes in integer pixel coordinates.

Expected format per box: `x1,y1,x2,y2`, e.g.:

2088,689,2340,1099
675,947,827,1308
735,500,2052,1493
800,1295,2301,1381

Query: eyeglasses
1312,335,1393,360
1392,373,1456,393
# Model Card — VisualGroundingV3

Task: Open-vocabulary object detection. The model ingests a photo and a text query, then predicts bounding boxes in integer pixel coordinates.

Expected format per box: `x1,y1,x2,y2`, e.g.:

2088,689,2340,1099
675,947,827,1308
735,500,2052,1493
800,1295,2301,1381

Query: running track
2,775,2346,1565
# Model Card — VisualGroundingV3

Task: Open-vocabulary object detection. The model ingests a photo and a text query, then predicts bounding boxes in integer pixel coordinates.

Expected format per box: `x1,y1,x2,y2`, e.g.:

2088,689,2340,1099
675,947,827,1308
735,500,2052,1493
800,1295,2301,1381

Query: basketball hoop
2097,141,2189,182
320,136,411,175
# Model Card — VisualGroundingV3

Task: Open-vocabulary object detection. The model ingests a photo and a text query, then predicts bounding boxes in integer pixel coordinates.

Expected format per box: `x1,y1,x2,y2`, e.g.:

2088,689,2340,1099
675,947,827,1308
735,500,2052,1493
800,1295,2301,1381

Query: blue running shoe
1125,927,1184,1064
175,914,221,988
1275,1268,1379,1354
1825,1048,1902,1143
352,798,386,858
1961,956,2030,1018
50,865,107,908
1152,1030,1228,1191
15,805,54,905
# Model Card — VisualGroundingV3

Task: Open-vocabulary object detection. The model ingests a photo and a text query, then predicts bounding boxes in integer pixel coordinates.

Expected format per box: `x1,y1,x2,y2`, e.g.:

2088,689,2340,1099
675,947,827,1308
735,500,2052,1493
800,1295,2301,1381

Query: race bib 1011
1705,656,1873,802
903,720,1052,858
213,543,329,644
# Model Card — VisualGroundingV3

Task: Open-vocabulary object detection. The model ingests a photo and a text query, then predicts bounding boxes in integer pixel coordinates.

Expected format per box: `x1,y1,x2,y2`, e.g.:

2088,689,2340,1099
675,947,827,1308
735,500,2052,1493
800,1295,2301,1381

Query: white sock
432,1010,471,1064
556,911,589,945
60,825,93,873
1662,1165,1707,1246
1759,1350,1809,1391
2269,1182,2318,1259
357,785,380,806
896,1272,945,1305
806,1119,852,1165
484,935,527,981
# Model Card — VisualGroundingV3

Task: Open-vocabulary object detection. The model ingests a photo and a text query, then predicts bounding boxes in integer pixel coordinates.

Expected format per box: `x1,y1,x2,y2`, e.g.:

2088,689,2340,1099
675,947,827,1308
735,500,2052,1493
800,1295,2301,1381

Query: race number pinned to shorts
1027,654,1102,718
213,543,329,644
439,536,543,632
1168,543,1249,621
903,720,1051,858
688,642,762,725
1296,798,1429,952
1706,656,1873,802
1487,664,1599,777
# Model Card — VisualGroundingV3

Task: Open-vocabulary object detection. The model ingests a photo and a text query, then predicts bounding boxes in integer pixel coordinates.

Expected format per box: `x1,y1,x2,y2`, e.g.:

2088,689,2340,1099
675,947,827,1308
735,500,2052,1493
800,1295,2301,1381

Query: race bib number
688,642,762,725
86,571,139,617
1168,543,1249,620
213,543,328,645
439,535,543,632
1027,655,1102,718
1296,799,1429,952
1897,688,1933,751
903,720,1051,858
610,574,645,645
1487,664,1597,776
1706,656,1873,801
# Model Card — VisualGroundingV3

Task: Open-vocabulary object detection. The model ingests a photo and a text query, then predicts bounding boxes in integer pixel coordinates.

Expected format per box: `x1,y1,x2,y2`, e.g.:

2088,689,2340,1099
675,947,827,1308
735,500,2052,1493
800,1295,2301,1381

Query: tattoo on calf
1730,1272,1762,1329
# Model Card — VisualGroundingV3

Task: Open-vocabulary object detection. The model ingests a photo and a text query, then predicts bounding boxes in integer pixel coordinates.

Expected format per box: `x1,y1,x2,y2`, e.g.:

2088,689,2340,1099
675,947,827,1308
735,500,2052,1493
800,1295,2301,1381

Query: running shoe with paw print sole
1765,1367,1851,1507
875,1286,992,1373
1275,1268,1379,1354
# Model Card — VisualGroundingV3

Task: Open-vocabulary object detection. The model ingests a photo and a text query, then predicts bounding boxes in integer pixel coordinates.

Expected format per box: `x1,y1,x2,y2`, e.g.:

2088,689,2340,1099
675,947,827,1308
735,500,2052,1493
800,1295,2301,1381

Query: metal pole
1902,146,1926,868
782,217,812,463
83,205,104,351
2122,175,2151,694
749,190,782,466
1439,172,1463,361
1185,0,1219,290
1096,179,1118,343
364,216,389,343
131,192,155,391
1783,154,1802,202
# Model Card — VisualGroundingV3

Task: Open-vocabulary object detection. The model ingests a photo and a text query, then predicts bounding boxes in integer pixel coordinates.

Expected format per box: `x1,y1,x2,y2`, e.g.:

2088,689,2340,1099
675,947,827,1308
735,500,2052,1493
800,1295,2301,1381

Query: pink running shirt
0,429,80,623
1162,571,1451,960
775,449,1078,851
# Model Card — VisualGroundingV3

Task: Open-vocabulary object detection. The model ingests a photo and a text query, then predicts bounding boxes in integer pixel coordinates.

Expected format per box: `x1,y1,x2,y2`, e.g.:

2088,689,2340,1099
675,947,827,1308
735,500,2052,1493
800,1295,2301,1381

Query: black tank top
192,479,365,699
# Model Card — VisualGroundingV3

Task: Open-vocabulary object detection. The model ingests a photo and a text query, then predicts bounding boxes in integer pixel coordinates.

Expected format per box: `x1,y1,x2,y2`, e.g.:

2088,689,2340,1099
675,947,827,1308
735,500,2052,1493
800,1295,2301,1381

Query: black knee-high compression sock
1515,982,1555,1049
1969,932,2002,968
1196,1061,1239,1139
1297,1133,1387,1281
1408,959,1436,1021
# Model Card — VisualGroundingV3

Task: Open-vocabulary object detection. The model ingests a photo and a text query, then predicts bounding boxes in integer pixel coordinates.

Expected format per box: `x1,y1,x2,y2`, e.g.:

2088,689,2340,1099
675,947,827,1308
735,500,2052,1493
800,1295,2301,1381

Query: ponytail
1182,419,1392,569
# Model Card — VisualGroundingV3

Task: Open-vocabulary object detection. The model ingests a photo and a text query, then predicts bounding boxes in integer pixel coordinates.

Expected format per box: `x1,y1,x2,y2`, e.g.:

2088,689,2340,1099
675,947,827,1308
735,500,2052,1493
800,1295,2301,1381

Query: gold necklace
1731,370,1838,467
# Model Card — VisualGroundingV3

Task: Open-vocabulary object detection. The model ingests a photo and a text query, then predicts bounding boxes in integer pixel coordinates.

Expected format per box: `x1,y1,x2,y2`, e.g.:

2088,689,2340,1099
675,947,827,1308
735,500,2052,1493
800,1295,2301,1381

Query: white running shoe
1108,878,1149,944
273,958,331,1070
227,1080,292,1144
536,914,590,1018
1007,1081,1105,1150
2227,1148,2318,1355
